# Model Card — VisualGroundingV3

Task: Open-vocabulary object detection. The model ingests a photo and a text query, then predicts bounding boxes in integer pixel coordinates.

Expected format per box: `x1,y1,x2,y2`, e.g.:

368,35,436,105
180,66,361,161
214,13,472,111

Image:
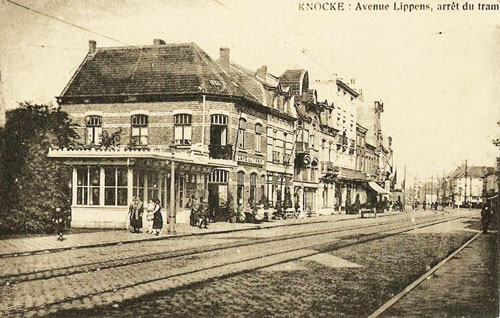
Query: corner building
51,40,277,228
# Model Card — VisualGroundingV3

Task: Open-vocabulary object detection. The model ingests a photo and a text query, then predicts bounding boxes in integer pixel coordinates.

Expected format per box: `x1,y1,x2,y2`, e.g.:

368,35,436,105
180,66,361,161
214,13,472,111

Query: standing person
481,199,493,234
128,196,143,233
52,207,66,241
294,199,301,219
145,199,155,234
353,194,361,215
186,195,197,227
198,197,209,229
152,199,163,236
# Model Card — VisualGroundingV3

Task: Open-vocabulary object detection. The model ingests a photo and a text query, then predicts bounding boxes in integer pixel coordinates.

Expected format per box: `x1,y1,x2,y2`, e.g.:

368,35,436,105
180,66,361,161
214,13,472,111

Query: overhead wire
4,0,132,46
209,0,333,79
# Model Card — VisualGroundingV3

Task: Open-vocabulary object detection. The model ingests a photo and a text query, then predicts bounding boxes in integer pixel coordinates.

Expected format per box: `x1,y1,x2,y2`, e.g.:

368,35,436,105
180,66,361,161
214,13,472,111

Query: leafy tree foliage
0,102,78,234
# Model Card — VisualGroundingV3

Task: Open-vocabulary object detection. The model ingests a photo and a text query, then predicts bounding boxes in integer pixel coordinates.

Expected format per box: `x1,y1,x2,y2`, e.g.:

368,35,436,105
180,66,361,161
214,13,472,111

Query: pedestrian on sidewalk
186,195,199,227
145,199,155,234
481,199,493,234
52,207,66,241
198,197,209,229
152,199,163,236
128,196,143,233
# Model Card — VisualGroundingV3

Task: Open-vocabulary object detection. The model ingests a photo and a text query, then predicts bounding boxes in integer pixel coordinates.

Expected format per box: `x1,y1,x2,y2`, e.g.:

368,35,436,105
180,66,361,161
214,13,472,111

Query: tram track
1,212,455,286
3,213,466,317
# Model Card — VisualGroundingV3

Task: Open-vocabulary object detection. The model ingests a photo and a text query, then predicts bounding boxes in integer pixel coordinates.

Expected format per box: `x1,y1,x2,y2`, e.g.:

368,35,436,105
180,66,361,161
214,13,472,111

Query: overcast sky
1,0,499,183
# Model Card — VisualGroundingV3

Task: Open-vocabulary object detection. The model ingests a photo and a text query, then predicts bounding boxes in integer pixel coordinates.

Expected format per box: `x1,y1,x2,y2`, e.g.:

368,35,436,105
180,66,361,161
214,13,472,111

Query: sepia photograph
0,0,499,317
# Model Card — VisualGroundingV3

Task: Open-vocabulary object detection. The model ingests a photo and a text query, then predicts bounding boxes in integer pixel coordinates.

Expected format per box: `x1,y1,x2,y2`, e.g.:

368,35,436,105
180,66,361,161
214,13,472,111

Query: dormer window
85,115,102,145
131,114,148,146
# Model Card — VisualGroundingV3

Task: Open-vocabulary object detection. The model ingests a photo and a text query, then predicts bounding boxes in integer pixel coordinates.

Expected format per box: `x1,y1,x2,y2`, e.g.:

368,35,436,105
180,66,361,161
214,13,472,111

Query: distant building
449,165,495,207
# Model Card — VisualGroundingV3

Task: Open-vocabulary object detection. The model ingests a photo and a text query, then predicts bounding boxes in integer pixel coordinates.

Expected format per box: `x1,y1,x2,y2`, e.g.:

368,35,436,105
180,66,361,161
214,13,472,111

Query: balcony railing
296,142,309,154
209,144,233,160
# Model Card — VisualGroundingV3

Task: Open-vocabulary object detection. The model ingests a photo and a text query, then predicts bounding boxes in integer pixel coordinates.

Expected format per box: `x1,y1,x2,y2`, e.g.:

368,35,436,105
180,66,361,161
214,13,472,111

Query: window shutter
184,126,192,143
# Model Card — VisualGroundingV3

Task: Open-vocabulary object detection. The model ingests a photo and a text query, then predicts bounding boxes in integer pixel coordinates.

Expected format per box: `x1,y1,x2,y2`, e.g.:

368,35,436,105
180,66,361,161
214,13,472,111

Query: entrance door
304,190,314,214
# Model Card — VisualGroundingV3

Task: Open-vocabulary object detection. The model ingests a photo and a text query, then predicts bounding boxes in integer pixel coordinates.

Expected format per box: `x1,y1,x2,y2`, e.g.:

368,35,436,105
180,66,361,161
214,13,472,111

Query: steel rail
5,214,465,317
1,213,454,285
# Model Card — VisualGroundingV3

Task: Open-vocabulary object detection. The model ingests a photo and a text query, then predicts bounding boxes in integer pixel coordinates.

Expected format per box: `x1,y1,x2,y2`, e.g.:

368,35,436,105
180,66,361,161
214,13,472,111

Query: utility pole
431,175,434,203
402,165,406,211
436,173,439,205
424,179,427,207
464,159,468,207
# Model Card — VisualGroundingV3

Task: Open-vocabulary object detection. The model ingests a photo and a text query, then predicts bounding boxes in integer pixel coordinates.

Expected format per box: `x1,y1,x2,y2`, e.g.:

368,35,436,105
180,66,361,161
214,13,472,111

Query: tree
0,102,78,234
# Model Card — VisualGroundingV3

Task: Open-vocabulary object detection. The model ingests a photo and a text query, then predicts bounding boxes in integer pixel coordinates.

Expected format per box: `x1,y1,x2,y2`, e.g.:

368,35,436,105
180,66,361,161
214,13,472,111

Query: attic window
209,79,222,87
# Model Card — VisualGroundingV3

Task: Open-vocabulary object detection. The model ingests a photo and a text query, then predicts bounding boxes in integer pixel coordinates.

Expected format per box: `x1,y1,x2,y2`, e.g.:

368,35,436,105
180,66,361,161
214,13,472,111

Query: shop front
48,147,236,228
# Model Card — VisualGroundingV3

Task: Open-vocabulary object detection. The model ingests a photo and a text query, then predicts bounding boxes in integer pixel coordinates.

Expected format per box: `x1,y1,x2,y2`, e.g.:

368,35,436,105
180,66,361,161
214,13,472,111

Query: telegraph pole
402,165,406,211
464,159,468,207
436,173,439,205
431,175,434,203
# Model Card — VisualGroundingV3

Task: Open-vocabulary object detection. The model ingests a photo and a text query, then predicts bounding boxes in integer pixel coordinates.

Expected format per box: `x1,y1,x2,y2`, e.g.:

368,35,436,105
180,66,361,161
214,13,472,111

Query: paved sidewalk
382,232,499,318
0,210,410,257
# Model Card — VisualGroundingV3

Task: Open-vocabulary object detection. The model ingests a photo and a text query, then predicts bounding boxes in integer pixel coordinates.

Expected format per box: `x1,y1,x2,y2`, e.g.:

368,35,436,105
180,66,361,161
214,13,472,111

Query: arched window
237,118,246,149
210,114,228,146
85,115,102,145
209,169,229,184
255,123,262,152
250,173,257,205
237,171,245,205
131,114,148,146
260,174,266,203
174,114,192,145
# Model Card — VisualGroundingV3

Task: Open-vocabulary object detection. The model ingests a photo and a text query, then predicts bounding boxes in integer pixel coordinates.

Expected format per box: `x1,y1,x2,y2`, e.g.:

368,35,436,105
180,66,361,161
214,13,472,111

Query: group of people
186,195,210,229
128,196,163,235
411,200,439,211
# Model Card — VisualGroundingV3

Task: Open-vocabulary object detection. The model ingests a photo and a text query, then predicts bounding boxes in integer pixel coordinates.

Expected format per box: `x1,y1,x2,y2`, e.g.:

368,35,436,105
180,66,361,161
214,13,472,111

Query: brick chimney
256,65,267,80
219,47,230,66
89,40,96,54
153,39,166,45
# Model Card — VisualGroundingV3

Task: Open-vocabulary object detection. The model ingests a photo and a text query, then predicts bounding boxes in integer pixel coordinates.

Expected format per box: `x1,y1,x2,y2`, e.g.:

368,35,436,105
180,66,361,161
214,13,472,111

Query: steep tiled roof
219,62,270,106
219,62,296,119
279,69,306,96
60,43,249,99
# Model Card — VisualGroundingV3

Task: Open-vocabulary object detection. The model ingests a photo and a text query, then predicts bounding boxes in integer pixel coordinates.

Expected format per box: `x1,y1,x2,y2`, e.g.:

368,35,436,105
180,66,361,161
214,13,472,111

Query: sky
0,0,499,184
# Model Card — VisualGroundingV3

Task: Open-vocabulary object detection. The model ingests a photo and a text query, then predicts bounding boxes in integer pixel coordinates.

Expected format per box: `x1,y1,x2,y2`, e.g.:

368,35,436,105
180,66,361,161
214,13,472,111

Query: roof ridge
59,53,91,97
192,44,230,93
93,42,195,51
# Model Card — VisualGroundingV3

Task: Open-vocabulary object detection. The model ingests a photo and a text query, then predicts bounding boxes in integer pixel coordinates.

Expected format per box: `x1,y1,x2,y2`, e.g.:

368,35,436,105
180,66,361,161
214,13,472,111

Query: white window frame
174,113,192,145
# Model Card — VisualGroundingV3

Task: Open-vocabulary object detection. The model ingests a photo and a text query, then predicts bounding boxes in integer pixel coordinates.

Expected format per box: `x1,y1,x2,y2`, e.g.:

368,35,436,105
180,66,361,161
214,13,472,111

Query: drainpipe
202,94,206,146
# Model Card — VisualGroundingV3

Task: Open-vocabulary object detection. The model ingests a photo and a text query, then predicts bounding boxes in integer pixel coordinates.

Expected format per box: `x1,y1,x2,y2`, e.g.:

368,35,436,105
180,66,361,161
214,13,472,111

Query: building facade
49,40,394,228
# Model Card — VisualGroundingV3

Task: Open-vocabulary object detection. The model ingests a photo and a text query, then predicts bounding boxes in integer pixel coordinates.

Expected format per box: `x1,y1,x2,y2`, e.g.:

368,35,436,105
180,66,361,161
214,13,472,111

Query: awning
368,181,390,195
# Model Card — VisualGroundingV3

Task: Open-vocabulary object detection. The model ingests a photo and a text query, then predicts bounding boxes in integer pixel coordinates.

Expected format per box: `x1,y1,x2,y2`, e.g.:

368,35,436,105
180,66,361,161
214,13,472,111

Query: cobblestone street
48,211,487,318
1,209,495,317
382,231,499,318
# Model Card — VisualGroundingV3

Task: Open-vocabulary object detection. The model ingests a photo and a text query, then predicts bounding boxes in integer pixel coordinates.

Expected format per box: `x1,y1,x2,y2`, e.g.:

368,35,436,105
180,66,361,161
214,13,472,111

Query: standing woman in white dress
145,199,155,234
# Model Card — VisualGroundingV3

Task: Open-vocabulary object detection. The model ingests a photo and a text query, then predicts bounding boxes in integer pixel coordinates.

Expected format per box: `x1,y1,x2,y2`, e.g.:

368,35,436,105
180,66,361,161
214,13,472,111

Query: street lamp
168,141,176,235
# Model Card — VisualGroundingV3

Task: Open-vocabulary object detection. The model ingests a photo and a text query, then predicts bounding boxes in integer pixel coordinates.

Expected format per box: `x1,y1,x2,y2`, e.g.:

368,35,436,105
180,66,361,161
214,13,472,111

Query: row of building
411,164,498,208
48,39,394,228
